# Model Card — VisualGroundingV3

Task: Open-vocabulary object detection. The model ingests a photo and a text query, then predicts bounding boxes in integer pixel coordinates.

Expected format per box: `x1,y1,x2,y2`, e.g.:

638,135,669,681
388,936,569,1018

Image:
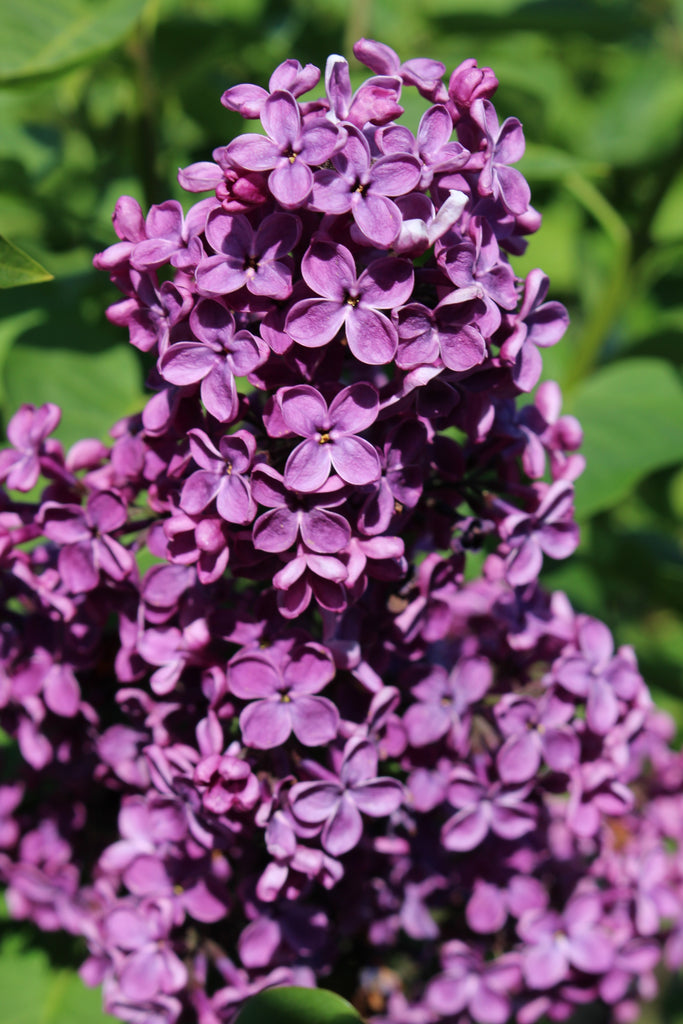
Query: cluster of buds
1,39,682,1024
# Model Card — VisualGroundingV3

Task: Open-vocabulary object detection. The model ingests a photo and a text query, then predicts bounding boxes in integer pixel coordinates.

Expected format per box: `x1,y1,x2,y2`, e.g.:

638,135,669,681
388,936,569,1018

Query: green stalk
344,0,373,62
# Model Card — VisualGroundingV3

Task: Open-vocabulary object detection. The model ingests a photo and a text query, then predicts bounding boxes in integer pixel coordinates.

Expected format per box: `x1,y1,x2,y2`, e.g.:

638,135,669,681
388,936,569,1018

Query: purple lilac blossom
0,38,680,1024
285,240,413,364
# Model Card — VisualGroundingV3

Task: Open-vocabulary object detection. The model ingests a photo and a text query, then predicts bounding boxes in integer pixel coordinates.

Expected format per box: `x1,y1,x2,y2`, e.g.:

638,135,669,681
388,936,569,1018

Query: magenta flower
499,480,580,587
353,38,447,101
104,270,192,353
193,753,260,816
378,103,468,189
221,58,321,119
517,893,615,990
324,54,403,128
272,542,348,618
228,640,338,749
39,491,134,593
103,901,188,1001
159,299,267,422
441,760,537,851
311,125,420,246
180,428,256,524
0,403,61,491
290,737,404,856
251,465,351,554
286,241,413,363
552,616,642,735
494,693,579,784
471,97,531,215
403,657,492,749
226,90,342,207
196,210,301,299
129,198,213,271
396,287,489,373
426,943,522,1024
4,39,677,1024
280,382,381,492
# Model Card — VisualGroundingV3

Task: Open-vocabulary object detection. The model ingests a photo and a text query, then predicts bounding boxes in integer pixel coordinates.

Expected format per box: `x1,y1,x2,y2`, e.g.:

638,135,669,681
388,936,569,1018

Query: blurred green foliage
0,0,682,1019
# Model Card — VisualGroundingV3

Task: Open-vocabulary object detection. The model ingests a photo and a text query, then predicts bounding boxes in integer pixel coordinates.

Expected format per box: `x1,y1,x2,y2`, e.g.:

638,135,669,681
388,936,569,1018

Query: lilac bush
1,39,682,1024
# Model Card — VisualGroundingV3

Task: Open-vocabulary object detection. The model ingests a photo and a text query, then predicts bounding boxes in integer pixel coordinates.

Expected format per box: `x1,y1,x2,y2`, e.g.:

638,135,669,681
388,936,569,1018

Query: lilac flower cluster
1,40,682,1024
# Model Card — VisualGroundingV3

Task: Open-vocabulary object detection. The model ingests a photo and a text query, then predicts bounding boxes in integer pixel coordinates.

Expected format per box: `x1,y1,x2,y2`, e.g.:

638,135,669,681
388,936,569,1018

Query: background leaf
0,0,147,83
3,343,146,449
0,236,53,288
567,358,683,518
0,900,115,1024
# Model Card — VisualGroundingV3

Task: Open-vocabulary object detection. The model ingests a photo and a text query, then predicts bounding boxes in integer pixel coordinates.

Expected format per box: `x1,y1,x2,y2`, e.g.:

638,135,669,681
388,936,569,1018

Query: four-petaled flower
280,382,381,492
290,737,404,856
228,639,338,749
285,241,414,364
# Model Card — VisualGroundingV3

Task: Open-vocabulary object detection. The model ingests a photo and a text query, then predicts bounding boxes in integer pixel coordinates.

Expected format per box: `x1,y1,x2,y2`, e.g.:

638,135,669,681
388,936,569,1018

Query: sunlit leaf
0,0,147,84
567,358,683,518
0,900,114,1024
3,344,145,450
0,237,53,289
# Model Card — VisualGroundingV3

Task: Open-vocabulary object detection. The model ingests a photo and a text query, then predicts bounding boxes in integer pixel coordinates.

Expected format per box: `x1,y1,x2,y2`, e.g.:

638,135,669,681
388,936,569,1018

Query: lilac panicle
0,36,680,1024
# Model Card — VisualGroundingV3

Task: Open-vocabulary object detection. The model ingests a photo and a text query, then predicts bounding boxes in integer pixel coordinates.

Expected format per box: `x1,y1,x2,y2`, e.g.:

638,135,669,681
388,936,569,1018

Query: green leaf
0,0,147,84
0,904,115,1024
0,236,53,289
0,310,47,409
518,143,606,183
234,987,364,1024
3,344,145,450
567,358,683,518
652,171,683,244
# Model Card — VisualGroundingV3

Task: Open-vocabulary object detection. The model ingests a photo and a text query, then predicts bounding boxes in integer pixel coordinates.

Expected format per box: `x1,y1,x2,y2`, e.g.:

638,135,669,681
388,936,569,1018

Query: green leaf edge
234,986,364,1024
0,236,53,289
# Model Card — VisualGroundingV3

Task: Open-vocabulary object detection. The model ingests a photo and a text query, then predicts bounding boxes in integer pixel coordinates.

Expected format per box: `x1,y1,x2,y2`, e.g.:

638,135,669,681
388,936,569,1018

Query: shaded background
0,0,682,1020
